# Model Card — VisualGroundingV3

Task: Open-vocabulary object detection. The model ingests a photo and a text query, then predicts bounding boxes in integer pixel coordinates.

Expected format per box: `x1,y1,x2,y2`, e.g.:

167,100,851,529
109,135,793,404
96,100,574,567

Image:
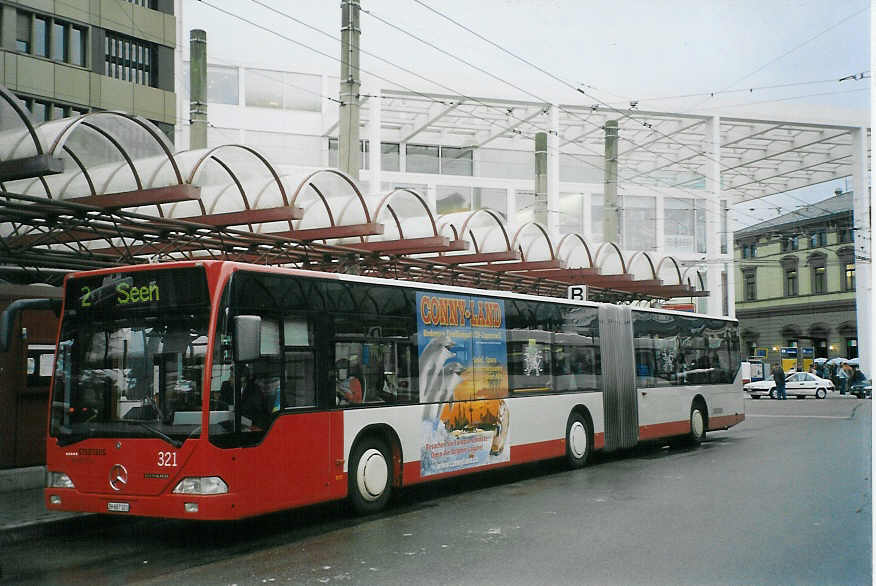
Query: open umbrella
846,357,860,367
826,357,847,365
813,357,828,364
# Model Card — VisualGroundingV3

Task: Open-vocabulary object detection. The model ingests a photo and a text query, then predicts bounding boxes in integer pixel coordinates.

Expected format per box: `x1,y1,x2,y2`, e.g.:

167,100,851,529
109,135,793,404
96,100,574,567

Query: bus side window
283,317,315,408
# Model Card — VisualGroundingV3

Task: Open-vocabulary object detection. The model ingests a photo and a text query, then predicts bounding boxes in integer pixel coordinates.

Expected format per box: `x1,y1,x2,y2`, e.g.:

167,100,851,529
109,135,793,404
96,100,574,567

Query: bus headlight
47,471,75,489
172,476,228,495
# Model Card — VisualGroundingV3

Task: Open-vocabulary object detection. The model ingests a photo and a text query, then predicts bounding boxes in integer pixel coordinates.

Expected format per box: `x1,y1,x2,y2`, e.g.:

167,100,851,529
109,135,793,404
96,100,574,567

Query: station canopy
0,85,867,301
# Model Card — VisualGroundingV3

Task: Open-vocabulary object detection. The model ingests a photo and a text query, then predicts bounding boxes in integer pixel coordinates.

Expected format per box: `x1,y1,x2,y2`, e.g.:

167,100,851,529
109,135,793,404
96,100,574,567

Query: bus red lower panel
45,489,240,521
708,413,744,430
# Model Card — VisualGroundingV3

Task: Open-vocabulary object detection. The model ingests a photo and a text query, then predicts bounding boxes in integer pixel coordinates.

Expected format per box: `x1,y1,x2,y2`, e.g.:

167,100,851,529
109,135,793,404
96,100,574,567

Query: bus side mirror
233,315,261,362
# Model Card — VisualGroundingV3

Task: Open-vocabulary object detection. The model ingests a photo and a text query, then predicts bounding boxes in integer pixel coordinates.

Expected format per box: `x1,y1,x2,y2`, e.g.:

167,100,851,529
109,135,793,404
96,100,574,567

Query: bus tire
688,402,706,445
565,411,592,469
348,437,392,515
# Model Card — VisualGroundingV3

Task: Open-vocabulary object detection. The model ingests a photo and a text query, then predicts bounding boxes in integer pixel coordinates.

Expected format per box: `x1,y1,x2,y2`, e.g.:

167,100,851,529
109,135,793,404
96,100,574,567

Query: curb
0,513,96,546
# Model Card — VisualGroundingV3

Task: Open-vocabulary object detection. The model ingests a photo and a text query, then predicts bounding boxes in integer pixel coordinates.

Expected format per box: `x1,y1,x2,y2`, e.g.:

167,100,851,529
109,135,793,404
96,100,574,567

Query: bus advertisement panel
417,292,510,476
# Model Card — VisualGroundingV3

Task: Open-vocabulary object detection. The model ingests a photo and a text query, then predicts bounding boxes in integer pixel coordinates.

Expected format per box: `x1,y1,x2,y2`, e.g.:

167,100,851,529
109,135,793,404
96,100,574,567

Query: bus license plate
107,502,130,512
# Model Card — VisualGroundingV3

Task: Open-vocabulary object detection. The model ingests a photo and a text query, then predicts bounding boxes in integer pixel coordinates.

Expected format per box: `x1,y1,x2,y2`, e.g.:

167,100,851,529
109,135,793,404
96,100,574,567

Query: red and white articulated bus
40,260,744,519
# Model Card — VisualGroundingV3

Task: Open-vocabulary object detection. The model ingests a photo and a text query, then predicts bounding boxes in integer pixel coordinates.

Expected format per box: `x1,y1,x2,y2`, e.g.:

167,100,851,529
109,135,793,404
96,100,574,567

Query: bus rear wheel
565,412,593,469
349,437,392,515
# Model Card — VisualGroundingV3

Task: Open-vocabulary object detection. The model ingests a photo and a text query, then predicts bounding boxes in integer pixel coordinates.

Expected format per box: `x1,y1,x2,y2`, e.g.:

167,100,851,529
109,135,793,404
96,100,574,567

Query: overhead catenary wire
406,0,866,227
197,0,852,239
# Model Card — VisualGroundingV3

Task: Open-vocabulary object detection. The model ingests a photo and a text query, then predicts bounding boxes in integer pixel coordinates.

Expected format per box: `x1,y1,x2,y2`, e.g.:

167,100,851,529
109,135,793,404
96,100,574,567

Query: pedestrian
843,362,868,398
837,361,848,395
772,363,786,400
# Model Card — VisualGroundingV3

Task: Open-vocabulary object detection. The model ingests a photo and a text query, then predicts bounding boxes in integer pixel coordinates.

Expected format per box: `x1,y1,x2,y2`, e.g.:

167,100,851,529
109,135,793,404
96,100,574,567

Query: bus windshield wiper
133,421,182,448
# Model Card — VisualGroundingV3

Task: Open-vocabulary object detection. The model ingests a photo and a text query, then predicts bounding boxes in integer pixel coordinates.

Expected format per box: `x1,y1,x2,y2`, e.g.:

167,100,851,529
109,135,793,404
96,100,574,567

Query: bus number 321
157,452,177,467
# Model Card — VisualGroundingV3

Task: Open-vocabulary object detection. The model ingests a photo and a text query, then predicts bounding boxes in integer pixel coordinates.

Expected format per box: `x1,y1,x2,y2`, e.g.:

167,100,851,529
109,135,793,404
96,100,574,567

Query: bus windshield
49,267,210,447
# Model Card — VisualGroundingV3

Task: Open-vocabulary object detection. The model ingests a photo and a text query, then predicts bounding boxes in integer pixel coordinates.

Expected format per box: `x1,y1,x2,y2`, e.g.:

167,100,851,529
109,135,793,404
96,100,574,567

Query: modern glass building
1,0,177,138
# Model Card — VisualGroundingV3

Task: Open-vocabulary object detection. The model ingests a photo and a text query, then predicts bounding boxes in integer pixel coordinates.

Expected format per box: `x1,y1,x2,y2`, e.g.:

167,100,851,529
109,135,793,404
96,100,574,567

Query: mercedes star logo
109,464,128,491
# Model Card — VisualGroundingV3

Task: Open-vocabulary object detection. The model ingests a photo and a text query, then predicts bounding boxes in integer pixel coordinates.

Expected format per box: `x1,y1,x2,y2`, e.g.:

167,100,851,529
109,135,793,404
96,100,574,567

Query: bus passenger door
598,305,639,451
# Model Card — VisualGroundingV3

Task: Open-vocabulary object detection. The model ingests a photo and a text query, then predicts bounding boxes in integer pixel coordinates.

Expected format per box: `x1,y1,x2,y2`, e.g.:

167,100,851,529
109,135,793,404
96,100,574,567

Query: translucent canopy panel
627,251,658,280
0,89,41,159
287,168,364,208
369,189,436,241
656,256,684,286
437,209,511,255
556,234,595,269
594,242,626,274
48,114,177,195
682,267,706,291
511,222,555,262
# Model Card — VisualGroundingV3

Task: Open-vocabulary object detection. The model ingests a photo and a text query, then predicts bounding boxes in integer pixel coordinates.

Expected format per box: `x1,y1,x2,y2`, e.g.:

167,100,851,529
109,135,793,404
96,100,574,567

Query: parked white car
744,372,834,399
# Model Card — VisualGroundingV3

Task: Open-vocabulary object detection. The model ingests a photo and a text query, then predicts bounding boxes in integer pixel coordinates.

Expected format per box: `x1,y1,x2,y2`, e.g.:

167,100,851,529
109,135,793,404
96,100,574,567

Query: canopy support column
852,126,871,375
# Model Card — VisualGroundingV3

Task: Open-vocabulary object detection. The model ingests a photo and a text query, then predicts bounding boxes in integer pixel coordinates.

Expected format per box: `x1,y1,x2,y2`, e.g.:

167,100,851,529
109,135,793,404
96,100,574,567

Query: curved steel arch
681,267,706,292
372,188,437,240
556,233,595,269
511,221,556,262
289,168,370,224
47,111,183,185
655,255,684,286
0,84,45,156
593,241,627,273
627,250,658,280
188,144,289,209
458,208,513,252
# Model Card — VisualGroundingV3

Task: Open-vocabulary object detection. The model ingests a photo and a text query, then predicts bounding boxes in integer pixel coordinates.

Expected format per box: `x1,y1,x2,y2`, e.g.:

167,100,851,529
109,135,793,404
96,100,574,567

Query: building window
205,65,239,105
838,247,855,291
846,338,858,359
785,269,798,296
809,230,826,248
750,243,757,257
741,244,749,258
17,94,88,121
743,270,757,301
16,12,32,53
665,197,696,252
809,253,827,294
441,147,473,176
781,235,799,252
622,195,656,250
844,264,856,291
406,144,439,174
52,21,68,62
381,142,400,172
126,0,157,7
243,69,320,111
70,26,87,67
839,227,855,243
16,11,87,67
813,267,826,294
327,138,369,170
34,16,49,57
105,32,155,86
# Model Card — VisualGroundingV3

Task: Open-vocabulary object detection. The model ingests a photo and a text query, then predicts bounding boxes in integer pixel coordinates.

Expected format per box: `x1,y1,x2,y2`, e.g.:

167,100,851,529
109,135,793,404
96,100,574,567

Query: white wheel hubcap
357,448,388,501
569,421,588,458
691,409,704,438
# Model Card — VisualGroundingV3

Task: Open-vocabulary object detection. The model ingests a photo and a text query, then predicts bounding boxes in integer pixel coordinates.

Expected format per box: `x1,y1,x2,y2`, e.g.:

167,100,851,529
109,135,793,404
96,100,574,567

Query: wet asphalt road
3,396,871,585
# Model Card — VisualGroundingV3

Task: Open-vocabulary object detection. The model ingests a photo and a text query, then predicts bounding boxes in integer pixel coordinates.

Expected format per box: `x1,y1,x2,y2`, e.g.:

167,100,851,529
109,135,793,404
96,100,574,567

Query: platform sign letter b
567,285,587,301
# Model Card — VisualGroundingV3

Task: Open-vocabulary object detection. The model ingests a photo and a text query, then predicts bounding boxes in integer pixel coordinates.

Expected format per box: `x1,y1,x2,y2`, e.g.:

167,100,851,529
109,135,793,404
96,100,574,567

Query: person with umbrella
843,358,868,398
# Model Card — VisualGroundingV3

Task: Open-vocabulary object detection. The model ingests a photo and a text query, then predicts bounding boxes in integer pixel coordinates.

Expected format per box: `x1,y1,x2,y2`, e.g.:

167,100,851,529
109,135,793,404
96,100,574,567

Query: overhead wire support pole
339,0,361,181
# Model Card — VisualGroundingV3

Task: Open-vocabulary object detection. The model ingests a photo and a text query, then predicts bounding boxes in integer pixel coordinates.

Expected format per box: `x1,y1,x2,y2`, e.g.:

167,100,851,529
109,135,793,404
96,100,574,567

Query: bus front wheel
688,403,706,445
565,411,593,469
349,437,392,515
